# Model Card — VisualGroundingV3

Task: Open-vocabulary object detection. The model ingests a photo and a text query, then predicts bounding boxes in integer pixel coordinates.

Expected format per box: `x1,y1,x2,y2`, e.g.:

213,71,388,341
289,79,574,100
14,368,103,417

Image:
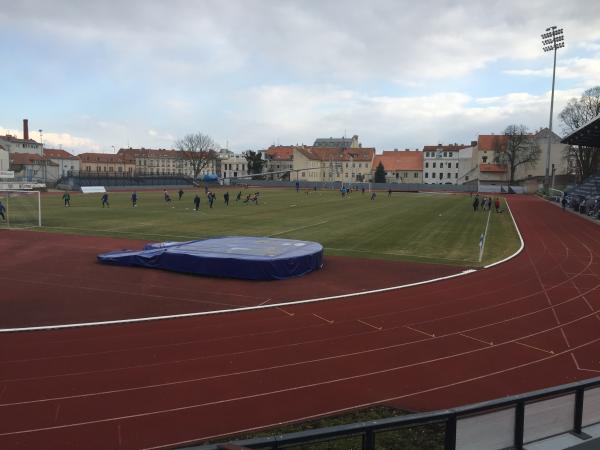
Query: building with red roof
372,150,423,183
9,153,59,182
264,146,295,180
43,148,80,178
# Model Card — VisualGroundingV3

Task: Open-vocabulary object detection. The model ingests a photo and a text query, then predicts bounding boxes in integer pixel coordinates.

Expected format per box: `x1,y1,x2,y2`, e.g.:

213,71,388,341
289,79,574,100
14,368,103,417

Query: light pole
541,26,564,194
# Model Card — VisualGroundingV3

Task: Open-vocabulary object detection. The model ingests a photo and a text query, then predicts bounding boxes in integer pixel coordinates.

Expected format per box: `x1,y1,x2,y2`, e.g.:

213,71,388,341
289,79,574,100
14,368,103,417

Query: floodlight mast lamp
541,26,564,193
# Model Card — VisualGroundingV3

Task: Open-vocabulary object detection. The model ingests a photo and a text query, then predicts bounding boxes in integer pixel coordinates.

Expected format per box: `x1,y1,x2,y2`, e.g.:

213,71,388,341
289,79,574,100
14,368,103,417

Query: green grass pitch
36,188,520,267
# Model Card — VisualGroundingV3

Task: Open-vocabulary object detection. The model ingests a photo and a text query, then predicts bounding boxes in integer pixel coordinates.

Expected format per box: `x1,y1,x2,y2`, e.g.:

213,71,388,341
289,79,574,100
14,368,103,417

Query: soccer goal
0,190,42,228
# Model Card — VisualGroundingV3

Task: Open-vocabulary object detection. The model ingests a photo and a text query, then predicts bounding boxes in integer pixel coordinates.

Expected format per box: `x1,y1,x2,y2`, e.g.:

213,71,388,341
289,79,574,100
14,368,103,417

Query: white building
43,149,80,178
457,145,479,185
422,144,469,184
221,154,248,179
0,119,43,155
0,145,9,172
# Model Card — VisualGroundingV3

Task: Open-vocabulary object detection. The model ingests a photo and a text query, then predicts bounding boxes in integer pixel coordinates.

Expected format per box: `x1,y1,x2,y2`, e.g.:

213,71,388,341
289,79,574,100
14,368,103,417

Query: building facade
9,153,59,182
293,146,375,183
0,120,43,155
422,144,469,184
0,145,9,172
264,146,294,179
43,149,80,178
78,153,136,175
372,150,423,183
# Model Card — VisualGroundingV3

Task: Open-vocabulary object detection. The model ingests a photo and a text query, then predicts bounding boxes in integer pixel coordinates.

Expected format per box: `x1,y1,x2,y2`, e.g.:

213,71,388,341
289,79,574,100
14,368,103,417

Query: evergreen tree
374,161,386,183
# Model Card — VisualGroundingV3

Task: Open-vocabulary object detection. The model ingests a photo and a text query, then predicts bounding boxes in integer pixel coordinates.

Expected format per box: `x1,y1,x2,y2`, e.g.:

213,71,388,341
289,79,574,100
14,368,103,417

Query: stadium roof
561,112,600,147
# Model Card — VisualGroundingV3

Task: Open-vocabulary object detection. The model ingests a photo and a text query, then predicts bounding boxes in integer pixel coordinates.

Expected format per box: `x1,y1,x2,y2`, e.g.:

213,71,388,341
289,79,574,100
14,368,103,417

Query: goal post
0,190,42,228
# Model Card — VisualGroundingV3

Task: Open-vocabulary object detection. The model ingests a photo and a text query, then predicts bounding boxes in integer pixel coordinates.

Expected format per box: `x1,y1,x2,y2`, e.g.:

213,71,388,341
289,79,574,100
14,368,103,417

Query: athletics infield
0,195,599,449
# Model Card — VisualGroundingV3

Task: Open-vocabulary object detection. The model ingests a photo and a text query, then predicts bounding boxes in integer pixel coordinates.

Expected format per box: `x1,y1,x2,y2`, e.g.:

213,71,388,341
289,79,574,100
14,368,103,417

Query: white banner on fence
81,186,107,193
0,171,14,179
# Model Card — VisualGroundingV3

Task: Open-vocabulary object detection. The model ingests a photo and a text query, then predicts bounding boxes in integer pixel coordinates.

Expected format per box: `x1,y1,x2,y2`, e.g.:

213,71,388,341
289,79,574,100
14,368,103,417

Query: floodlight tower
541,26,564,193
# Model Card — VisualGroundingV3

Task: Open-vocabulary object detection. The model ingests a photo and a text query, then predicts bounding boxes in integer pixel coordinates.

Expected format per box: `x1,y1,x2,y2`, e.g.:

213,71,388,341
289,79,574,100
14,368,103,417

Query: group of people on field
472,194,501,213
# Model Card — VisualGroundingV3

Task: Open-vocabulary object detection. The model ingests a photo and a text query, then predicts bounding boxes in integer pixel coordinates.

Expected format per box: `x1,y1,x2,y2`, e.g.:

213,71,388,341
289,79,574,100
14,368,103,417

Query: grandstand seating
567,173,600,197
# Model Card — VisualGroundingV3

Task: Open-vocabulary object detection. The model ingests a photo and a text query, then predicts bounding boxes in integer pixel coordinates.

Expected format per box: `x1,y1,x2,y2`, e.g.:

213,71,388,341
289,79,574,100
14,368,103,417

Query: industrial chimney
23,119,29,140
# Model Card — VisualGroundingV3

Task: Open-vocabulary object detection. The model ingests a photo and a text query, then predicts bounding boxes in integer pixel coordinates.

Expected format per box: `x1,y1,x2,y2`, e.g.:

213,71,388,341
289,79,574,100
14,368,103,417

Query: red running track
0,195,599,450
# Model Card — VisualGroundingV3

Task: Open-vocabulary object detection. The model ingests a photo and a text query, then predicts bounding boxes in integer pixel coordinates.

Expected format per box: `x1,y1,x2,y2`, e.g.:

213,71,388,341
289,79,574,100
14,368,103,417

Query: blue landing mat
97,236,323,280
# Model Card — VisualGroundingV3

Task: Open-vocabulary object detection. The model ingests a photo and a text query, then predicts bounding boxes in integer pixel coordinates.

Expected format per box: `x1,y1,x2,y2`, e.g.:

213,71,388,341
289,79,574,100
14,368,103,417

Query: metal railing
182,376,600,450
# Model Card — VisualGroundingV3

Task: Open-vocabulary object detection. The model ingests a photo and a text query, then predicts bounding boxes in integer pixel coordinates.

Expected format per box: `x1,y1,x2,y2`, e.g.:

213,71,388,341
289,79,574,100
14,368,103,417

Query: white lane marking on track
460,333,493,346
357,320,382,331
3,332,600,439
0,269,477,333
404,325,435,338
515,341,554,355
312,314,334,324
3,286,600,409
571,353,600,373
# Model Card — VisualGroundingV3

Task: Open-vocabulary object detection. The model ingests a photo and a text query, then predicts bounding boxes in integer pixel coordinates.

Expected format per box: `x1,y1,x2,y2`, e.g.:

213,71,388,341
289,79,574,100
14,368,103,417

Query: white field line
268,220,329,237
0,197,524,333
478,208,492,263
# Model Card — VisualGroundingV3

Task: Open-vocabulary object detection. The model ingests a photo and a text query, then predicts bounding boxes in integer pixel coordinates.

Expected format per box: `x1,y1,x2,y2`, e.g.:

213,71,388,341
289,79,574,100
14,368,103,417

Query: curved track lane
1,196,599,450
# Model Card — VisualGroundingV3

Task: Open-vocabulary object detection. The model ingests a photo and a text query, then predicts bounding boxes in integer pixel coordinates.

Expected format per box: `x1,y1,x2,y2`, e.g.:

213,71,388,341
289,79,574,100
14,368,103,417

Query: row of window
424,172,458,179
384,172,419,178
424,151,454,158
425,162,459,169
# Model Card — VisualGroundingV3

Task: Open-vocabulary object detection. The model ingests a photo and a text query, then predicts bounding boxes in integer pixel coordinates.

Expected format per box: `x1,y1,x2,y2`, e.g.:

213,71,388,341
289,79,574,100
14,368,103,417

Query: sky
1,0,599,154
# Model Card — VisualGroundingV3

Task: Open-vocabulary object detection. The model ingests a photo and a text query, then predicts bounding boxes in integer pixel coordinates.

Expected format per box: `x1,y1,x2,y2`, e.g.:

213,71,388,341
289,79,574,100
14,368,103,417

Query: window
425,172,428,178
456,163,459,168
447,163,451,168
443,152,447,157
439,172,443,179
482,156,488,163
403,172,408,178
433,162,436,168
449,152,453,157
466,175,469,181
414,172,418,178
425,162,429,168
455,173,458,178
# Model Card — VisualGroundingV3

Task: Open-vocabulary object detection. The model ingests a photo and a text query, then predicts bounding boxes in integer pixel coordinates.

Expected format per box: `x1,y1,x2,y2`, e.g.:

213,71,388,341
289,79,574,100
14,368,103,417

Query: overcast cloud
1,0,599,153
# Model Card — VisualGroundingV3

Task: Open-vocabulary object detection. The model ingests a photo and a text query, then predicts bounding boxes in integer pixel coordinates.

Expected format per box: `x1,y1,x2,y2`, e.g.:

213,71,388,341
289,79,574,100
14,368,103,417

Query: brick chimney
23,119,29,140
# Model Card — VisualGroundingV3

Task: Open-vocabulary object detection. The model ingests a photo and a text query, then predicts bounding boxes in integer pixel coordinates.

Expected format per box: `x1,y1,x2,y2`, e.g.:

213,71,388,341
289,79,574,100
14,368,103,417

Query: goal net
0,190,41,228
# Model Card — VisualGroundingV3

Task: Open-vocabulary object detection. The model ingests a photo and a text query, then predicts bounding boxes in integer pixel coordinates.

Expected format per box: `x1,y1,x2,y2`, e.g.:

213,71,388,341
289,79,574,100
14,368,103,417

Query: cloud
0,127,100,153
2,0,600,84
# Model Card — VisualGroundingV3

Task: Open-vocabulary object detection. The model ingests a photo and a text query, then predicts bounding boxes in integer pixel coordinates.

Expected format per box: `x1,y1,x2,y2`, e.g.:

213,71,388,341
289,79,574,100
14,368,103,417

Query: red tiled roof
43,148,77,159
0,135,40,145
373,151,423,171
118,148,179,158
480,163,507,173
9,153,58,166
477,135,508,151
78,152,134,164
266,146,294,161
296,146,375,162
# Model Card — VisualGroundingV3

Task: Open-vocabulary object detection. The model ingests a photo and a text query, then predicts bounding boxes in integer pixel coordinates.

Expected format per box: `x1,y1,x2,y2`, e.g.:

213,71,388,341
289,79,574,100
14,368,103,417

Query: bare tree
174,133,219,180
498,125,541,186
559,87,600,181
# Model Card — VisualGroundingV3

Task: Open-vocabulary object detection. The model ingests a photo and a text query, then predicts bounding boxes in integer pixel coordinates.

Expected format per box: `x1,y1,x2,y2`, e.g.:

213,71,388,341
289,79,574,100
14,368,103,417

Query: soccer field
36,188,519,266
